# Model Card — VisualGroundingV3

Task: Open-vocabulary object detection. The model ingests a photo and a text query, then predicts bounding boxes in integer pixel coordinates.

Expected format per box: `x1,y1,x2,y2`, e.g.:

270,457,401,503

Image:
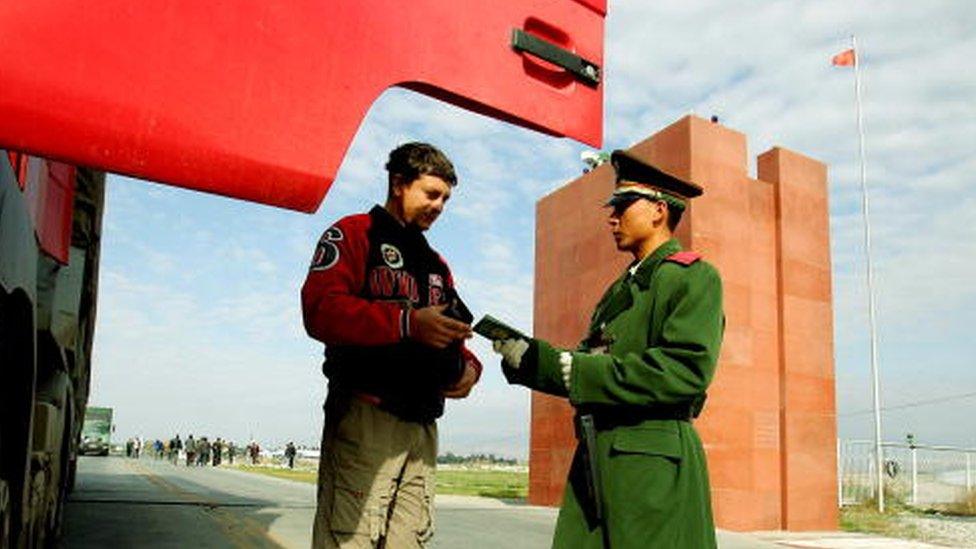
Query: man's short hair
665,203,683,232
613,195,684,232
385,142,457,190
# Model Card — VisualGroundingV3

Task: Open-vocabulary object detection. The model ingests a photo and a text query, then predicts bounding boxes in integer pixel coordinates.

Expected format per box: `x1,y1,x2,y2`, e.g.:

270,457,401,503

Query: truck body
0,1,606,547
78,408,112,457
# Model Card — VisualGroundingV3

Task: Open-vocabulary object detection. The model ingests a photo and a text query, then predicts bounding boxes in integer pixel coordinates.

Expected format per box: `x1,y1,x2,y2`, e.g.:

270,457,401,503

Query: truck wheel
0,480,10,549
65,457,77,495
49,405,74,542
0,293,37,549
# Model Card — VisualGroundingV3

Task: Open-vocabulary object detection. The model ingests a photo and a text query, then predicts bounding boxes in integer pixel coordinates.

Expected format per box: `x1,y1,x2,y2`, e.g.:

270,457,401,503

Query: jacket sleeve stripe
400,308,410,340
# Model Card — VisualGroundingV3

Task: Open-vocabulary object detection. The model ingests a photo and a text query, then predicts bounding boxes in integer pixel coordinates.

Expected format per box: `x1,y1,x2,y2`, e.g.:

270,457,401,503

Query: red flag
832,48,856,67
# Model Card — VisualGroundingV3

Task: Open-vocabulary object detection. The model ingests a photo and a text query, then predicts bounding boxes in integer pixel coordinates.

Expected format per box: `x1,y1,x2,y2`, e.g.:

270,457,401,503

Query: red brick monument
532,115,837,530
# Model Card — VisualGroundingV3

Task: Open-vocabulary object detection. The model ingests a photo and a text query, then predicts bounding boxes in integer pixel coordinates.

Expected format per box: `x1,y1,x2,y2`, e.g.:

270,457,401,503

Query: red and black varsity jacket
301,205,482,422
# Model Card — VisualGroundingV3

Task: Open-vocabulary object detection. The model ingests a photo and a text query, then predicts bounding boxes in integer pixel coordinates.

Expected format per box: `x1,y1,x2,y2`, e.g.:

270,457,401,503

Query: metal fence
839,439,976,507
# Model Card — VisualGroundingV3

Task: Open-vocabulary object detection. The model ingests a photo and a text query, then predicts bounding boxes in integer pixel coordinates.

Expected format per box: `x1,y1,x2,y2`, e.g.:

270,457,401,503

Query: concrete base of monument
434,497,943,548
750,531,948,548
436,499,948,549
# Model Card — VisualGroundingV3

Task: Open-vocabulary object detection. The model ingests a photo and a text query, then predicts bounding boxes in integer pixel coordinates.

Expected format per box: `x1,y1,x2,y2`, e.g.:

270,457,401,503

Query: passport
473,315,530,342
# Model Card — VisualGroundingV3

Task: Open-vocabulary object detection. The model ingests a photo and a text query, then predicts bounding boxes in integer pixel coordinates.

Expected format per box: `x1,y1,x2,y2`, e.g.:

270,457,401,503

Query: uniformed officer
492,150,724,548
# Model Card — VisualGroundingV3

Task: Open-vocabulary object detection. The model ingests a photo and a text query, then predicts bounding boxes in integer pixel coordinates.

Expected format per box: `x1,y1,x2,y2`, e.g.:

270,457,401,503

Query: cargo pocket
330,480,391,544
330,483,368,535
416,476,435,546
604,426,686,512
611,427,683,462
609,427,683,510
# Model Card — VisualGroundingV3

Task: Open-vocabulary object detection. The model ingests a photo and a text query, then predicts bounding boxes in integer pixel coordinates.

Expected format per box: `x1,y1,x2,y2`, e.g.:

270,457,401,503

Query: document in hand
473,315,531,342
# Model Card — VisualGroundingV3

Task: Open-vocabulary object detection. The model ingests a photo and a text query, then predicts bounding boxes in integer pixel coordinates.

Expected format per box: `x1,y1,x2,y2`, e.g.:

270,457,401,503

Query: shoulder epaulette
664,251,701,266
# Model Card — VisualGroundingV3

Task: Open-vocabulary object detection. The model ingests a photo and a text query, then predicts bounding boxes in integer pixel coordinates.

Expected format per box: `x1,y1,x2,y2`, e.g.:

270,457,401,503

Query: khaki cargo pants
312,395,437,548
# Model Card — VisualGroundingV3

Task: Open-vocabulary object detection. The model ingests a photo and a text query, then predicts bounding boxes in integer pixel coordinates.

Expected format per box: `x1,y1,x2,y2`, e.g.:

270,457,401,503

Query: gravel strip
899,514,976,547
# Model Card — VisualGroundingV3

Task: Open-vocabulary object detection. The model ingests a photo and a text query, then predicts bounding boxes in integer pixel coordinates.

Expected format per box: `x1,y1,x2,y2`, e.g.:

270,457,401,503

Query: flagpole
851,34,885,513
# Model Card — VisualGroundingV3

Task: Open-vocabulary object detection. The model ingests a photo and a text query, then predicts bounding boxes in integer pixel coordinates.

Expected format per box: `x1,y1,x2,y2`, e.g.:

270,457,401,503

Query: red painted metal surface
23,158,76,264
6,152,26,189
573,0,607,15
0,1,604,212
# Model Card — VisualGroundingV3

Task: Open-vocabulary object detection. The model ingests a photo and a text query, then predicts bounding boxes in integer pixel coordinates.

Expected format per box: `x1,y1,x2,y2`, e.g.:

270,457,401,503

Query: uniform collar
629,238,682,289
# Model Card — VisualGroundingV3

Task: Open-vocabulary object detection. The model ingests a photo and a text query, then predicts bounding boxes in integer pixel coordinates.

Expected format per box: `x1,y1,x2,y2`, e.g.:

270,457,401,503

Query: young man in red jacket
302,142,481,548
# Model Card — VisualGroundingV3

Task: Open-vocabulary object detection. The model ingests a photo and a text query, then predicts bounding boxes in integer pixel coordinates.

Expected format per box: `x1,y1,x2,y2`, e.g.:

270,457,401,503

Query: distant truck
78,408,112,457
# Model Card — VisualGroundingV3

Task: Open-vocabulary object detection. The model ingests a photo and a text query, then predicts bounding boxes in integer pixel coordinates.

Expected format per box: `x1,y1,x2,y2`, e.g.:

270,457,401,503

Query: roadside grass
234,464,316,484
435,468,527,500
232,464,528,500
840,502,921,540
945,489,976,516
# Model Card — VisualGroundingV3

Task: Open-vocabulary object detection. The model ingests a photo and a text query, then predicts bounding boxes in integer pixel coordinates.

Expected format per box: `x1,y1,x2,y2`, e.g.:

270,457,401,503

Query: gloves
492,338,529,369
559,351,573,390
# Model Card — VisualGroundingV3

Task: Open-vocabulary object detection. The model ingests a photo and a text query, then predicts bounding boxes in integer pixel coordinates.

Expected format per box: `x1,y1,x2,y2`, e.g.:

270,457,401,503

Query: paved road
65,456,304,548
64,456,563,548
65,456,936,548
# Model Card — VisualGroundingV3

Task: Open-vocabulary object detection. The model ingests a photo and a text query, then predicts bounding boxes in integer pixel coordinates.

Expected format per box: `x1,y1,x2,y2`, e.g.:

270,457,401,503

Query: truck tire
48,405,73,543
0,293,37,549
0,480,10,549
65,457,77,494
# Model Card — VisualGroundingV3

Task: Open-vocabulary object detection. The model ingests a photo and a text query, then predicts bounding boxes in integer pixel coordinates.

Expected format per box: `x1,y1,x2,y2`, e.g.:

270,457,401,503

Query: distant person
171,435,183,465
125,439,133,458
212,438,223,466
491,151,725,548
302,142,481,548
248,441,260,465
198,437,211,466
185,435,196,467
227,440,236,465
284,442,297,469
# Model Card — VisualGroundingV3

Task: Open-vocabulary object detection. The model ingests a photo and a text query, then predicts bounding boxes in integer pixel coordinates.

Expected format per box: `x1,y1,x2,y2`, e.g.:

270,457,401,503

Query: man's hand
492,338,529,369
410,304,472,349
442,362,479,399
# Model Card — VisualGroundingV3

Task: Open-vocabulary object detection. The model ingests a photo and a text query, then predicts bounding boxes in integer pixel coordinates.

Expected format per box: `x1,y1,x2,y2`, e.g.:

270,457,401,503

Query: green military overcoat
505,238,724,548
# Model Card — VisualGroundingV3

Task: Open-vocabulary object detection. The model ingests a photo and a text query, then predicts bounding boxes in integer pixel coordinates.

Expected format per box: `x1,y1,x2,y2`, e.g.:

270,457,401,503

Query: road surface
66,456,936,548
64,456,561,548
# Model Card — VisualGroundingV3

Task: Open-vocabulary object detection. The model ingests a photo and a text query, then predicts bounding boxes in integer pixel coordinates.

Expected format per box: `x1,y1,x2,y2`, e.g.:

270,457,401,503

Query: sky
90,0,976,458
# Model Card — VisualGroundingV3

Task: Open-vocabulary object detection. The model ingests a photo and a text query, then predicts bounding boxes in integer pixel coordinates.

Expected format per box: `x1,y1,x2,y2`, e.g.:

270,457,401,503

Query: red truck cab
1,0,605,211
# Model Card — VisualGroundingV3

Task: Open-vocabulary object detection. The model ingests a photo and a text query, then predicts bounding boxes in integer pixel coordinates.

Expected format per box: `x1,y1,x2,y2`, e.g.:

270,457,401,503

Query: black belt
581,403,695,432
327,386,442,424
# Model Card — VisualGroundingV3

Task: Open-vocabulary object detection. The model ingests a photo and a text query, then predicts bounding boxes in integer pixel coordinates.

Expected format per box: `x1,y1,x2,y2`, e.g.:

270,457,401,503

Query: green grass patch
435,469,527,500
234,465,527,500
840,503,920,540
947,489,976,516
234,464,317,484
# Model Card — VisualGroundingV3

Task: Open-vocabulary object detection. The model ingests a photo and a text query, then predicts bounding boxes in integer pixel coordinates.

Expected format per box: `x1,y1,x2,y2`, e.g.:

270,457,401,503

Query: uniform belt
584,404,694,431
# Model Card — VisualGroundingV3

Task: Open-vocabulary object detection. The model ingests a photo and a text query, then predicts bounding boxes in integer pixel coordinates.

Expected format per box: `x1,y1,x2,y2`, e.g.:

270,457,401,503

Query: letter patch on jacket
429,273,444,305
369,267,420,303
310,226,344,271
381,243,404,269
